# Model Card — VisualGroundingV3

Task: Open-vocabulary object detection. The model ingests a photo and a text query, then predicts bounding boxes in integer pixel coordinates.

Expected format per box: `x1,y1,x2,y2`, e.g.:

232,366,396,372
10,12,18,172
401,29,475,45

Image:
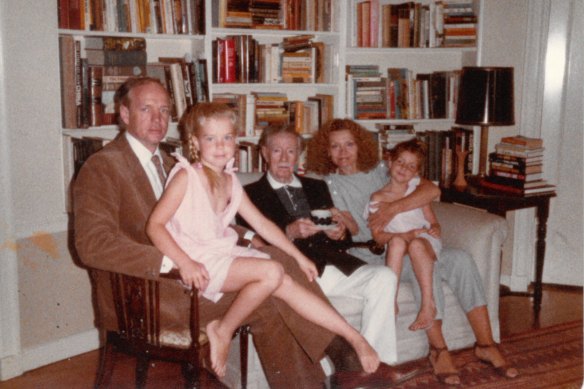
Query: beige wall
17,231,94,349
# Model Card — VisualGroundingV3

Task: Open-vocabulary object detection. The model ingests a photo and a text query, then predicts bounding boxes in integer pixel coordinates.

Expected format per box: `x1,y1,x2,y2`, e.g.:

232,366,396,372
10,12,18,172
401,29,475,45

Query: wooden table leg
533,200,551,317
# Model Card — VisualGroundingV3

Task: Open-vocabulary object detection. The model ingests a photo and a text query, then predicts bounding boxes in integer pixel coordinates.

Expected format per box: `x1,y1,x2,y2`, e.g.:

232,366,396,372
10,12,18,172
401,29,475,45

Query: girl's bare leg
408,238,437,331
206,258,284,377
386,237,407,315
272,274,380,373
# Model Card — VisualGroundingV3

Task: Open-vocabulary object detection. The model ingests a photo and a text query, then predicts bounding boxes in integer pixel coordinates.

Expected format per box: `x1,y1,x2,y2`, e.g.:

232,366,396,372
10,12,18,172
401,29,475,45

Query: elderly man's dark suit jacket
241,174,365,276
73,134,333,388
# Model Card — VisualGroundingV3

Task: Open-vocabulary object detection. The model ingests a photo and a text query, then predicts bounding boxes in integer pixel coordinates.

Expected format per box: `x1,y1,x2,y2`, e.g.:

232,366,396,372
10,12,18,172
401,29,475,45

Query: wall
0,1,97,380
0,0,580,381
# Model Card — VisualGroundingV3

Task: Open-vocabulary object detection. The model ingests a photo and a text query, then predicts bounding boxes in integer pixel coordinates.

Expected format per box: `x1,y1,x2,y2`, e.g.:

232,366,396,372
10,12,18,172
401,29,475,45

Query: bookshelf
342,0,481,186
57,0,482,184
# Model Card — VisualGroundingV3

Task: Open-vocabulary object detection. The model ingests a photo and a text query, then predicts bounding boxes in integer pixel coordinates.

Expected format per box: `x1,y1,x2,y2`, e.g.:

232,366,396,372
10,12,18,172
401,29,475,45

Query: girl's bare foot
394,299,400,316
206,320,231,378
350,336,380,373
409,304,436,331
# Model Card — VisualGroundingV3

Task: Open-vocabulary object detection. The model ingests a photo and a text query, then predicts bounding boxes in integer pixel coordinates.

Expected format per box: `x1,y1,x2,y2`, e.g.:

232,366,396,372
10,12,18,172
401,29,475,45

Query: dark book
84,36,147,51
86,49,148,67
87,65,103,127
72,137,105,178
58,35,78,129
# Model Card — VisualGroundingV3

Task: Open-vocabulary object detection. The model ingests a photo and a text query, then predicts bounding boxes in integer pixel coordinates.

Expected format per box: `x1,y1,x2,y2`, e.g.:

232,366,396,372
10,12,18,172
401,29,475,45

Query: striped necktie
151,155,166,187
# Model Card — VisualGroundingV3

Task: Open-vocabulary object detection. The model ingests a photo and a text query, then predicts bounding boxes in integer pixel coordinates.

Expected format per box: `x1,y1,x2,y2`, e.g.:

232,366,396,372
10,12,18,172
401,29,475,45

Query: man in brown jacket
73,77,336,388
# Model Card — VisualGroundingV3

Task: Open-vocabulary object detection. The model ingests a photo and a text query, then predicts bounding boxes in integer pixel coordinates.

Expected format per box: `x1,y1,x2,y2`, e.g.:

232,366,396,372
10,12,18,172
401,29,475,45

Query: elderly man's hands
285,218,320,240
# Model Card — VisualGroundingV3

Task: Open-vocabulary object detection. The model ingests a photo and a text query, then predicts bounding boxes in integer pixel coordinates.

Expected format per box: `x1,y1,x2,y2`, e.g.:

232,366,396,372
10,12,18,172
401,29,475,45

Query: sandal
474,342,519,378
428,345,461,385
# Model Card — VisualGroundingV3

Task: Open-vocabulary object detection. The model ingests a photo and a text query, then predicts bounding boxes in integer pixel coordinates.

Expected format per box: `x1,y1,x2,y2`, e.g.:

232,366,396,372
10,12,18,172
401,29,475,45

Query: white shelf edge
211,28,340,37
57,29,205,40
345,47,477,55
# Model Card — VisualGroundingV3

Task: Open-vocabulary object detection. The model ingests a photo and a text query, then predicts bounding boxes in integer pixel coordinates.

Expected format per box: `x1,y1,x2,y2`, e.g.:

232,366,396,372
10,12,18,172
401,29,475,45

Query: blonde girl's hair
306,118,379,175
180,102,238,191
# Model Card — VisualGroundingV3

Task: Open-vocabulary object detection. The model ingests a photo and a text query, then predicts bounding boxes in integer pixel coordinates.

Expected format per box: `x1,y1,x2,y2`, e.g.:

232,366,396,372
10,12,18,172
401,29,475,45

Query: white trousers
317,264,398,364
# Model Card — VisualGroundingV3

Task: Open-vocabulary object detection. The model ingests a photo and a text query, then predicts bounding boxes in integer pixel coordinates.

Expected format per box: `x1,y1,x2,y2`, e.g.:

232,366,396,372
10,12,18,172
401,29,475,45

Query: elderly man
240,124,399,369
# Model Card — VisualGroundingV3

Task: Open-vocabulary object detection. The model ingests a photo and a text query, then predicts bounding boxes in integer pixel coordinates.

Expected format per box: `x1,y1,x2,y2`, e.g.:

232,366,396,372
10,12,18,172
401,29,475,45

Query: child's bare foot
206,320,231,378
394,299,400,316
350,336,380,373
409,304,436,331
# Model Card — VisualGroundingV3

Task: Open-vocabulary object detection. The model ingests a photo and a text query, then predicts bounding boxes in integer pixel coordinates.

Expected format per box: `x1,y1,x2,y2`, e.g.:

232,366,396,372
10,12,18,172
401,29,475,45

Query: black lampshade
456,67,515,125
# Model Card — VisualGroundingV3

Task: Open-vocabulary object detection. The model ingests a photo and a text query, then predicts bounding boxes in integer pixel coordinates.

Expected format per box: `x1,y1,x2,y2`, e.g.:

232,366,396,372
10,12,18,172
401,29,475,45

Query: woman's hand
368,201,401,233
427,223,441,238
177,259,210,291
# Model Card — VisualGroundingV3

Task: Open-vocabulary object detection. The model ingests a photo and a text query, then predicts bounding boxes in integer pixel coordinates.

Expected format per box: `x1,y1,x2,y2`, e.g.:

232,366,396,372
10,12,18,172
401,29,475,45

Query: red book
224,37,237,83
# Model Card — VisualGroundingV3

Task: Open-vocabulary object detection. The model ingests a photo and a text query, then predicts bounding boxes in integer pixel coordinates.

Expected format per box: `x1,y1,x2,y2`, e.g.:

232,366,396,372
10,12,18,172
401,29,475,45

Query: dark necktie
151,155,166,187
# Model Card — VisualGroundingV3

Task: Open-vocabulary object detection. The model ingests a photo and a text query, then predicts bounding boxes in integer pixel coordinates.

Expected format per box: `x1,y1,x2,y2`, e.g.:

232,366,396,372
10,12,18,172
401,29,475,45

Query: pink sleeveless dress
165,154,270,303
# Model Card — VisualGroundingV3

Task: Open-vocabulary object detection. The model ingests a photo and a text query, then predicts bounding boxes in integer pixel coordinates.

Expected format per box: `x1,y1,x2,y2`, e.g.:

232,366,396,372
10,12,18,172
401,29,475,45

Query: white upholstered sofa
221,172,508,389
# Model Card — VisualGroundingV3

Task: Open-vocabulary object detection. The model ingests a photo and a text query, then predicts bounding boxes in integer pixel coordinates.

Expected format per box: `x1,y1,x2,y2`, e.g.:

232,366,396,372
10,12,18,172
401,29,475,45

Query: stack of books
441,0,478,47
481,135,556,195
252,91,289,135
346,65,387,120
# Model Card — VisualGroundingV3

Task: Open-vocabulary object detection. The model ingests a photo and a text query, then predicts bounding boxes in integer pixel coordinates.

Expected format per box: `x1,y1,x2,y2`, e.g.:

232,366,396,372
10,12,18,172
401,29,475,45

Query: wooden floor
1,284,581,389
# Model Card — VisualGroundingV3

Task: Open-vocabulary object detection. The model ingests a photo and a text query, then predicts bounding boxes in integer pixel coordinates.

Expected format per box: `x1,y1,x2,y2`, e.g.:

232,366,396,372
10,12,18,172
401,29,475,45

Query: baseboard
20,329,100,375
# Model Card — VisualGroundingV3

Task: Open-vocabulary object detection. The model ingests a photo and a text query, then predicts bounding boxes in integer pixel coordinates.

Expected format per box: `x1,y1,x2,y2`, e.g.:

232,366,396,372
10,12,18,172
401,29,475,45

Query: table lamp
455,66,515,178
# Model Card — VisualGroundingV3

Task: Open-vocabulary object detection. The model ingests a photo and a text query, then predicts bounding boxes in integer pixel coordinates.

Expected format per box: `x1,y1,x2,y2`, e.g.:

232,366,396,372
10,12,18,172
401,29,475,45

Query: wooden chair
94,270,249,389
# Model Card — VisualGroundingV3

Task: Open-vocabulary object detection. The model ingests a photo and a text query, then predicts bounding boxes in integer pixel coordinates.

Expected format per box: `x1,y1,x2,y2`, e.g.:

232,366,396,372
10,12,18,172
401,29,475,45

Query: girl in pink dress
146,102,380,378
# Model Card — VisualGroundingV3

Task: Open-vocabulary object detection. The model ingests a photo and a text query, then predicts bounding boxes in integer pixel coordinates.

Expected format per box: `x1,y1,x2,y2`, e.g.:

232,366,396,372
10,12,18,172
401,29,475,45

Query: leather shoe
330,362,424,389
325,336,362,372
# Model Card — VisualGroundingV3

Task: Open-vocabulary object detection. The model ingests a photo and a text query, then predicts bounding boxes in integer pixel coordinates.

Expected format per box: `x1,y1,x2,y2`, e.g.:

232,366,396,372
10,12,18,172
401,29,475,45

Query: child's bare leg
207,258,284,377
408,238,437,331
386,237,407,316
272,274,380,373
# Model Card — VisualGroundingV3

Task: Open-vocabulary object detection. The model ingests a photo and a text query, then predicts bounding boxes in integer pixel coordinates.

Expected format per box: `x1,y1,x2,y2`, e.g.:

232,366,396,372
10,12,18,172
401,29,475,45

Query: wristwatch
242,230,256,248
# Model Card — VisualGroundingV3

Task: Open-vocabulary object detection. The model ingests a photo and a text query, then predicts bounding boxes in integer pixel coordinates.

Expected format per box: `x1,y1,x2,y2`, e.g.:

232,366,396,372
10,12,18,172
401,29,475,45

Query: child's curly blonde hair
306,118,379,175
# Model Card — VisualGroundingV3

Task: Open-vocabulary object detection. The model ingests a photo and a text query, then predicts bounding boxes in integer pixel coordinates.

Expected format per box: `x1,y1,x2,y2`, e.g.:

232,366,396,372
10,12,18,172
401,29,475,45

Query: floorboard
0,284,581,389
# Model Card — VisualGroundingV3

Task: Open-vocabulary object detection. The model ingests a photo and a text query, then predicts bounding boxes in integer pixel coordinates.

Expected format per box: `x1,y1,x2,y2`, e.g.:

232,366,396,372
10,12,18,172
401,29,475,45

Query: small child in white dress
367,139,442,331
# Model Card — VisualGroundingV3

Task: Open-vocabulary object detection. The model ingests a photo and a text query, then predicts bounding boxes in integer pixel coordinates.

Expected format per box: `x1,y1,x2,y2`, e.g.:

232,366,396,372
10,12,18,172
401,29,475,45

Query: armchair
94,269,249,389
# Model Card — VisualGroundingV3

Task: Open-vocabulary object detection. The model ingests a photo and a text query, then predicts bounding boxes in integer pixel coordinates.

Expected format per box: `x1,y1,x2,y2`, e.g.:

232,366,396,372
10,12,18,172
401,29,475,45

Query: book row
212,35,336,84
58,0,205,35
59,35,209,129
351,0,478,48
347,65,459,120
214,0,335,31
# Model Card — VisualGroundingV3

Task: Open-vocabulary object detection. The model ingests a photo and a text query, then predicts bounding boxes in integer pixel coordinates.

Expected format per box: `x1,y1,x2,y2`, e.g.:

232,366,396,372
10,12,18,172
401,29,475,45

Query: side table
440,184,556,318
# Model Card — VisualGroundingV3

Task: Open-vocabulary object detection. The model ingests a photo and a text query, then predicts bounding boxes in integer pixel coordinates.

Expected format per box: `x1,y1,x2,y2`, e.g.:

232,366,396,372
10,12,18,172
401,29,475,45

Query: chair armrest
433,201,508,319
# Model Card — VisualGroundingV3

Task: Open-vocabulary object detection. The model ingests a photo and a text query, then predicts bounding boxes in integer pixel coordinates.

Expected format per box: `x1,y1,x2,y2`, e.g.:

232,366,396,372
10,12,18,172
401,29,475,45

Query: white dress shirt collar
125,132,165,199
266,172,303,189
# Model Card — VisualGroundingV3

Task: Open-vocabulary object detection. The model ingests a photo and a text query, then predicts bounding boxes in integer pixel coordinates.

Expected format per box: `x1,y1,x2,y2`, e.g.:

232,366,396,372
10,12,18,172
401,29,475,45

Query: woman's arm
238,192,318,281
368,178,441,233
146,170,210,290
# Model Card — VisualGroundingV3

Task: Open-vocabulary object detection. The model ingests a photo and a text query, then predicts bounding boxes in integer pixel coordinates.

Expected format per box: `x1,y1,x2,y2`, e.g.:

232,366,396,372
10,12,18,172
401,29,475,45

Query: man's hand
323,221,346,241
177,260,210,291
296,256,318,282
368,201,400,233
285,218,320,240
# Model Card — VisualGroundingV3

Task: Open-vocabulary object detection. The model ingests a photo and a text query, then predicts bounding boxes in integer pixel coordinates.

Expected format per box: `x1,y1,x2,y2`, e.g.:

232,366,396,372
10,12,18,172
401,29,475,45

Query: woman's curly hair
306,118,380,175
